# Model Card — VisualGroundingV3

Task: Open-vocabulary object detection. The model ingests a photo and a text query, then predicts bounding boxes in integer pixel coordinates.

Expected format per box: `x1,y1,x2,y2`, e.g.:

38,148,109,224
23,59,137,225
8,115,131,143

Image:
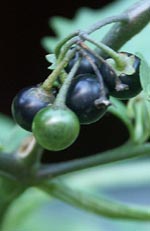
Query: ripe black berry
66,74,109,124
65,50,99,75
11,86,55,131
100,52,142,99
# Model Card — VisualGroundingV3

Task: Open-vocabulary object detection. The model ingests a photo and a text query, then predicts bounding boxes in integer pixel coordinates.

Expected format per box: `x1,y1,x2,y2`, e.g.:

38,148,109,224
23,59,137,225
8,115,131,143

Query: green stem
54,14,128,58
42,49,76,91
0,153,24,178
54,58,81,106
40,181,150,220
15,136,43,168
36,142,150,180
55,31,79,57
101,0,150,52
57,37,78,63
79,34,126,69
85,14,129,35
78,46,109,101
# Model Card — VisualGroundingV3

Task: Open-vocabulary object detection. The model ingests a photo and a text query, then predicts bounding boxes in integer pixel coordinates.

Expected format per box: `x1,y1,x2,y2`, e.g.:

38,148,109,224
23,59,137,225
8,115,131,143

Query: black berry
66,74,109,124
11,86,55,131
100,52,142,99
65,50,99,75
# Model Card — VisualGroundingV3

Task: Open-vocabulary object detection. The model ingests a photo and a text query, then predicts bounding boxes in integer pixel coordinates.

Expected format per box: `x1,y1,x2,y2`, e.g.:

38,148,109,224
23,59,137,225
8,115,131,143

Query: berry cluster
11,50,142,152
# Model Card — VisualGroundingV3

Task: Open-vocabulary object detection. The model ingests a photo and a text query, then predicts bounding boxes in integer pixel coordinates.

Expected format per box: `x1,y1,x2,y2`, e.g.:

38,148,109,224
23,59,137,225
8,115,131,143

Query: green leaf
122,24,150,61
63,158,150,190
41,0,149,62
138,53,150,100
0,113,14,150
108,97,133,134
2,125,31,153
1,187,52,231
0,113,30,153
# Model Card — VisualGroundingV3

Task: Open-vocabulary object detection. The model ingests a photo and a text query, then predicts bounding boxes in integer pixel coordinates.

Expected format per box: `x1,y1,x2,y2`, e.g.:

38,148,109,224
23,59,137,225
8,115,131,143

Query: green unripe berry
32,106,80,151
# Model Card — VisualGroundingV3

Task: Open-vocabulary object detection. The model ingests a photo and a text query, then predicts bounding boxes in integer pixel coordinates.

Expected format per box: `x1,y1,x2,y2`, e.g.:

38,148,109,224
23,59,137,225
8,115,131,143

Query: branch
36,142,150,180
0,153,24,178
101,0,150,51
39,181,150,221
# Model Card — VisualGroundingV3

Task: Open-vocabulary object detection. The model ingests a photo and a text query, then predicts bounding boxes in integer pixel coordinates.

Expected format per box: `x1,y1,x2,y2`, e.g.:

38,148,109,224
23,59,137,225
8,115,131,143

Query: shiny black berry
11,86,55,131
100,52,142,99
66,74,110,124
65,50,99,75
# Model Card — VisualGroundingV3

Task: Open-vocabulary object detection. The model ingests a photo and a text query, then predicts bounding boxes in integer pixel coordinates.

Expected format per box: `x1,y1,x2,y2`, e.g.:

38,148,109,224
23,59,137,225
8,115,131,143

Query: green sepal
45,54,57,70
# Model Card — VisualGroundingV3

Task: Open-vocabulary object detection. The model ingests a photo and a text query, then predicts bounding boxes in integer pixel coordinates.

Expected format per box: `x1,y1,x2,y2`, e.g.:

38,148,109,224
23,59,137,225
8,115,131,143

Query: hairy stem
101,0,150,52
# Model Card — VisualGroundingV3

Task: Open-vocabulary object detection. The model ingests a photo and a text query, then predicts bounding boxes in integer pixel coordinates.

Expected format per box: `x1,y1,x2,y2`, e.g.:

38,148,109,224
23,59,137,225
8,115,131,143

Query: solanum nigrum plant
100,52,142,99
66,73,110,124
11,85,55,131
0,0,150,230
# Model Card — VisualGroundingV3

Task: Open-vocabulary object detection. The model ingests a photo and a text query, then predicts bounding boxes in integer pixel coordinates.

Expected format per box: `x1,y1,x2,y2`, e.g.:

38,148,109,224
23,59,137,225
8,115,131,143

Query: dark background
0,0,129,163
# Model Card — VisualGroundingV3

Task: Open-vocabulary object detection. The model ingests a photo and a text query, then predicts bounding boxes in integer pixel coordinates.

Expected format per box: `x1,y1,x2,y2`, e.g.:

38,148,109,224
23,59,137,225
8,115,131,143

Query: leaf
1,187,52,231
2,125,31,153
122,24,150,61
0,113,15,149
108,97,133,133
41,0,150,62
0,113,30,153
138,53,150,100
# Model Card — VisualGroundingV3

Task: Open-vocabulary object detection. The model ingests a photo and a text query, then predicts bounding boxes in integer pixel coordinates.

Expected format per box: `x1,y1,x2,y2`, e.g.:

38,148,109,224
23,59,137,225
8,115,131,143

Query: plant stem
36,142,150,180
79,34,126,69
101,0,150,52
78,46,110,104
85,14,129,35
54,58,81,106
42,49,76,91
0,153,24,178
57,37,78,63
55,31,79,57
40,181,150,220
15,136,43,168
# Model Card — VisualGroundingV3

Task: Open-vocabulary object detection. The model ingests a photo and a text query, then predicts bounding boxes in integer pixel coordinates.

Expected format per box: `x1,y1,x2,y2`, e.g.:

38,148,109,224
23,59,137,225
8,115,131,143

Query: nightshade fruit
66,74,110,124
100,52,142,99
65,50,99,75
11,86,55,131
32,106,80,151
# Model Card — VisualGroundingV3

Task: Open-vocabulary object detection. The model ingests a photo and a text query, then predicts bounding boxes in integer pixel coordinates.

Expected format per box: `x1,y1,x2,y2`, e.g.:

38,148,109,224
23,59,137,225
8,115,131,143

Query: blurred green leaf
62,159,150,190
42,0,150,61
42,0,136,51
108,97,133,133
2,125,30,153
2,159,150,231
0,113,30,153
1,188,52,231
0,113,14,150
138,53,150,100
